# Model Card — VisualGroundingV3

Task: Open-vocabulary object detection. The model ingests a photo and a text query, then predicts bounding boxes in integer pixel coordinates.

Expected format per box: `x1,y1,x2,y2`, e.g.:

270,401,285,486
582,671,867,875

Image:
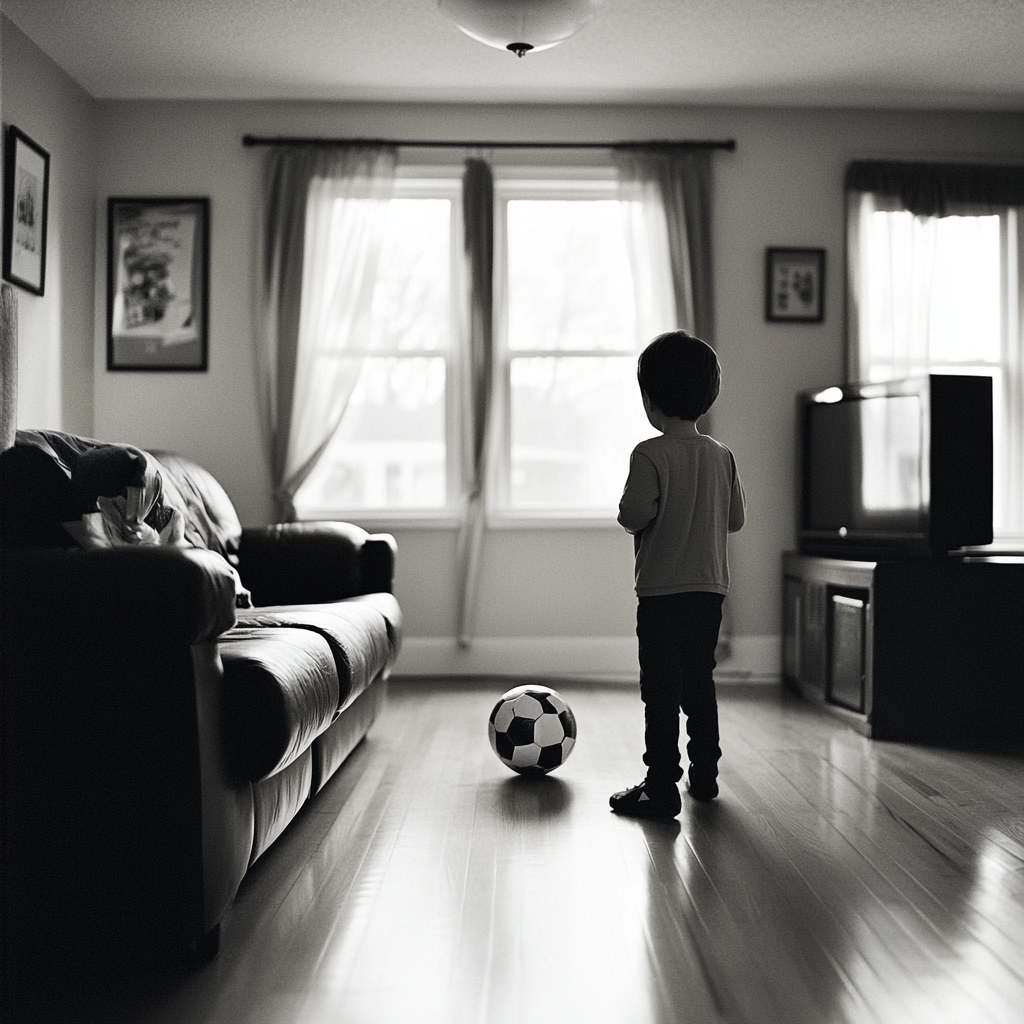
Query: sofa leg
184,921,221,965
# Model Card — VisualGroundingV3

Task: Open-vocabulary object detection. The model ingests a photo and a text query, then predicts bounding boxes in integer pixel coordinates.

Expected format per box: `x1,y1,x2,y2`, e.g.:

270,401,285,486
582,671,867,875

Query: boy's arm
728,454,746,533
617,451,659,535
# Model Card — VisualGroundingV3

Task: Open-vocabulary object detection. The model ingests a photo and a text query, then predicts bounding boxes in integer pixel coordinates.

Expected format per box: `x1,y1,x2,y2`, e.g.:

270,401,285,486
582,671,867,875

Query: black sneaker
685,770,719,802
609,782,681,819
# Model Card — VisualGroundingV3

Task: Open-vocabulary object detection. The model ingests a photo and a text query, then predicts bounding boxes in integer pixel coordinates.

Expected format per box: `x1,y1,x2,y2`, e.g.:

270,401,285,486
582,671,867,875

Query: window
294,175,462,517
852,200,1023,537
494,174,663,514
297,162,671,520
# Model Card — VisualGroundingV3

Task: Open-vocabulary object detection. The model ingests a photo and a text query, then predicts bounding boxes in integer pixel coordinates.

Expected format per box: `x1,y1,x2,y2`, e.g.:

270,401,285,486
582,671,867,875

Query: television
798,374,993,559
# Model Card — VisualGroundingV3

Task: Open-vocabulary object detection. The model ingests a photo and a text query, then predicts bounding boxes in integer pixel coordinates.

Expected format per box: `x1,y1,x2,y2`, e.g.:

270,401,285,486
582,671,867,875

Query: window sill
295,510,464,531
486,510,622,530
294,509,624,531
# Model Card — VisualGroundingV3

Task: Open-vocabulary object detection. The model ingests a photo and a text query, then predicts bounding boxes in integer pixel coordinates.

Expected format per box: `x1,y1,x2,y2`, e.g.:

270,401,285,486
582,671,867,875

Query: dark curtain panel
845,160,1024,217
257,144,397,520
455,157,495,646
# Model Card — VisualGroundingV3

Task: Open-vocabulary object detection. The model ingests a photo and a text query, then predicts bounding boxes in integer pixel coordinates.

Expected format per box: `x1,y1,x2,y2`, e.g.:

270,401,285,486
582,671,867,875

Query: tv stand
783,553,1024,744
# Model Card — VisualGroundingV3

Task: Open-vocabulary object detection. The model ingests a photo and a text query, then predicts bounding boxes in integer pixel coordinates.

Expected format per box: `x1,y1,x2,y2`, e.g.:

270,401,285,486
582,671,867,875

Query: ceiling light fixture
438,0,604,57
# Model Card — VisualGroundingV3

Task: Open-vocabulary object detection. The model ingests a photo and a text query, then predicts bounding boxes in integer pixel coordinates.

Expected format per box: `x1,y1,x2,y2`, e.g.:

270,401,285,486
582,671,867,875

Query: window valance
845,160,1024,216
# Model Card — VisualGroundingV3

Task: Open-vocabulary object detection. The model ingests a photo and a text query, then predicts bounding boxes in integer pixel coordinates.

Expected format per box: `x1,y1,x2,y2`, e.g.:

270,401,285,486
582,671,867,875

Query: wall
86,99,1024,680
1,17,96,434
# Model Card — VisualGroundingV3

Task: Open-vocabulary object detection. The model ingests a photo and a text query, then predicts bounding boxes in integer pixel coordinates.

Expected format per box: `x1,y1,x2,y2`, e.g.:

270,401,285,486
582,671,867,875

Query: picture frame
765,247,825,323
107,197,209,371
3,126,50,296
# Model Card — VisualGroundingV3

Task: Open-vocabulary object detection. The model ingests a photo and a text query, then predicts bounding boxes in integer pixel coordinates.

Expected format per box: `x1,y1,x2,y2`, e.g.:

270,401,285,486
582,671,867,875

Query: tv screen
799,375,992,558
805,393,926,536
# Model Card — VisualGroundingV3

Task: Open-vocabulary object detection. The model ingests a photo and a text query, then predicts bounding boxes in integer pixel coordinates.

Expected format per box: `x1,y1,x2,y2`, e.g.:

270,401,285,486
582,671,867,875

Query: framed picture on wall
107,197,209,371
765,247,825,323
2,125,51,296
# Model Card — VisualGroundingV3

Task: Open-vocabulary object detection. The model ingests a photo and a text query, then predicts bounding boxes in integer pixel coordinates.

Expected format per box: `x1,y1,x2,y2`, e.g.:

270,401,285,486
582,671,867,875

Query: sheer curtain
614,146,715,343
846,160,1024,381
257,144,397,521
846,190,938,381
846,159,1024,535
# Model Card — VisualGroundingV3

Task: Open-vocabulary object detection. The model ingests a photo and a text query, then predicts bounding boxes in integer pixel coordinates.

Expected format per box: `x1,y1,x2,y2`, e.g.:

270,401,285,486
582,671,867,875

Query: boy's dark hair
637,330,721,420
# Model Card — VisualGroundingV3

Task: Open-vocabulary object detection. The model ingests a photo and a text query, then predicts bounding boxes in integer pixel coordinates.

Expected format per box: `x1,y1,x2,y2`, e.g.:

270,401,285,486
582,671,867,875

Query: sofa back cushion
150,451,242,561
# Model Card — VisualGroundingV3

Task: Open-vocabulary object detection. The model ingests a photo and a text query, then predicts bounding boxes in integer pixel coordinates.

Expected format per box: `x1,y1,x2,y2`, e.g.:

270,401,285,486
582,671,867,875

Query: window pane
296,356,446,511
929,215,1001,363
510,356,655,510
364,197,451,352
507,200,637,351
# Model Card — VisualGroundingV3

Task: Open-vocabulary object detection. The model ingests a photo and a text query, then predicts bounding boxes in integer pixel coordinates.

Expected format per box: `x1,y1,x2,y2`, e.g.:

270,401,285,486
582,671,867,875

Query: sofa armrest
1,545,247,959
236,522,397,606
1,544,238,644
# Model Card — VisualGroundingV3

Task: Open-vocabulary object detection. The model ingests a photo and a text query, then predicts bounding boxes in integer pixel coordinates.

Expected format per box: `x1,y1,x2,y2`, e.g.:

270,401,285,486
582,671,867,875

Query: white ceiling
5,0,1024,110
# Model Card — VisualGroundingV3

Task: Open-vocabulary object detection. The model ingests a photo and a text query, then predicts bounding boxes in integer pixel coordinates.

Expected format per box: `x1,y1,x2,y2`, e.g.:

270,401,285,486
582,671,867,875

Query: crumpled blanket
60,443,252,607
61,444,185,547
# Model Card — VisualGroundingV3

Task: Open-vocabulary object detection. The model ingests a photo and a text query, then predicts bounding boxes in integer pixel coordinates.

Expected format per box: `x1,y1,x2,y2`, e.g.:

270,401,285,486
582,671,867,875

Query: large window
495,176,661,514
852,200,1022,536
296,164,668,520
294,177,461,517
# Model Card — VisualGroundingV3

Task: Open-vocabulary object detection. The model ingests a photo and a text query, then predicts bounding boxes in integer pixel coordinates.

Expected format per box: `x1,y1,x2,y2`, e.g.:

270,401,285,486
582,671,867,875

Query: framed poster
2,126,50,296
765,247,825,323
107,197,209,371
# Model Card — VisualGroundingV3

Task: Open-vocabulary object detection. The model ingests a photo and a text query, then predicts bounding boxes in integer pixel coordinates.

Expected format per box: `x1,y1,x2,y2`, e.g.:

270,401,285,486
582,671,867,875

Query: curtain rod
242,134,736,152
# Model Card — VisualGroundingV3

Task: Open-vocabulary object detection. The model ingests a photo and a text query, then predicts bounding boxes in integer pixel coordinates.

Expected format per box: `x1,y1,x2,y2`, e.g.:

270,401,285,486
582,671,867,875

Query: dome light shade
438,0,603,56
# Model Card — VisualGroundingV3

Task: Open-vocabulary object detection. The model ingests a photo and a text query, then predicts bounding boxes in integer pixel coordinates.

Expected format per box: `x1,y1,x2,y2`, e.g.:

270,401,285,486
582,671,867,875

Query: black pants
637,591,724,788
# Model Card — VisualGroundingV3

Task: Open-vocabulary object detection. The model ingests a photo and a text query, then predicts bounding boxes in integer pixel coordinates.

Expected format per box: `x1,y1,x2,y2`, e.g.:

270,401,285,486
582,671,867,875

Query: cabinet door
828,593,867,712
783,576,803,682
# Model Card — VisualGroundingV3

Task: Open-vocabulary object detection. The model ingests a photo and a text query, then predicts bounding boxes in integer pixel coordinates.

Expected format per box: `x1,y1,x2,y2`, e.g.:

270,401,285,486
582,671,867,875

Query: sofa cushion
236,593,400,711
219,626,340,782
150,451,242,562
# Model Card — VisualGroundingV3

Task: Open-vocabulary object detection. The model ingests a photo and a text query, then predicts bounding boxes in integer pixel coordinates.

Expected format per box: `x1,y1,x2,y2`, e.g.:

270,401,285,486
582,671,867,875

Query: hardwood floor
23,679,1024,1024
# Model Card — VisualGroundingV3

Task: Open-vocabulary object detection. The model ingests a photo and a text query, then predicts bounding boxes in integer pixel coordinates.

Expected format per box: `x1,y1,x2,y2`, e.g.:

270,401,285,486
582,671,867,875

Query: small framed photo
107,197,209,371
765,247,825,323
3,126,50,296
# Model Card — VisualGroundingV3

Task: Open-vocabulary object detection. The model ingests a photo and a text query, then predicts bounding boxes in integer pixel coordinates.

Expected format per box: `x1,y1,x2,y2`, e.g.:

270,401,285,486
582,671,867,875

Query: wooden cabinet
783,553,1024,744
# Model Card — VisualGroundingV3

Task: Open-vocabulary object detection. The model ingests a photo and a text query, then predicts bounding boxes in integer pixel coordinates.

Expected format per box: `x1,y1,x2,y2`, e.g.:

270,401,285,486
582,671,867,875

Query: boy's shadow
629,800,862,1024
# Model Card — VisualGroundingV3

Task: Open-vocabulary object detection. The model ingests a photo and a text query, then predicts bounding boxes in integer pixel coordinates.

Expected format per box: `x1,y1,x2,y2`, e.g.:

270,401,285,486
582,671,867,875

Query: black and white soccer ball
488,685,577,775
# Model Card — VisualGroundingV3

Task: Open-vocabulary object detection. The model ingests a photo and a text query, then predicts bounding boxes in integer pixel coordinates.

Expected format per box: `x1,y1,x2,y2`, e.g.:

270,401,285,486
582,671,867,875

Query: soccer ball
488,684,577,775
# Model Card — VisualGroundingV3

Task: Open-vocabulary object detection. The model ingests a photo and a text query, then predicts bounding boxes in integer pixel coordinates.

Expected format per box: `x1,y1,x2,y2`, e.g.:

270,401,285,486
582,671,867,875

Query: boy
610,330,745,818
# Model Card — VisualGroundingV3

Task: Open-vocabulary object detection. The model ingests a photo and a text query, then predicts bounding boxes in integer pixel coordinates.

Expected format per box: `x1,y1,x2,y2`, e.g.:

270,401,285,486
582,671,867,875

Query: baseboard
393,635,781,684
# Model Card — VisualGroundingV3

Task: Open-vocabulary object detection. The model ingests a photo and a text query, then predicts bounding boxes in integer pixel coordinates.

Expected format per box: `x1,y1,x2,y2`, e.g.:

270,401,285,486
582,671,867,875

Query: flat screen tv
798,374,992,559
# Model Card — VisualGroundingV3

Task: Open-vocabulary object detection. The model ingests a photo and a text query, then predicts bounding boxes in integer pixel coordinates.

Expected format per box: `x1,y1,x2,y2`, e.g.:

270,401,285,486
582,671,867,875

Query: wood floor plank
21,679,1024,1024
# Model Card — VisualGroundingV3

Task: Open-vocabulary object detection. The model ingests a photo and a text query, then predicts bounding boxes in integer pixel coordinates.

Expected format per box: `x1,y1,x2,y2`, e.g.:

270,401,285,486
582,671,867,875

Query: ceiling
4,0,1024,110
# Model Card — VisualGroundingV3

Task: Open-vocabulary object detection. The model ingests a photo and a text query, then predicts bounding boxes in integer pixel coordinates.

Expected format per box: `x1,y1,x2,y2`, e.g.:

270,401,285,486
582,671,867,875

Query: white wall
4,38,1023,679
87,99,1024,679
1,17,96,434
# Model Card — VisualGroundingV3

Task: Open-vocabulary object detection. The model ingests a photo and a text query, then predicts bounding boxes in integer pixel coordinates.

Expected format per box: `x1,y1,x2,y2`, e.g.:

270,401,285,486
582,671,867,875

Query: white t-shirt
617,431,745,597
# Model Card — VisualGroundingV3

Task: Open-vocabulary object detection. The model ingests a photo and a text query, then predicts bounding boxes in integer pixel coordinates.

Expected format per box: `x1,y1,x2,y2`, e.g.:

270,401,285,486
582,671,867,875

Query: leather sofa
0,429,402,964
